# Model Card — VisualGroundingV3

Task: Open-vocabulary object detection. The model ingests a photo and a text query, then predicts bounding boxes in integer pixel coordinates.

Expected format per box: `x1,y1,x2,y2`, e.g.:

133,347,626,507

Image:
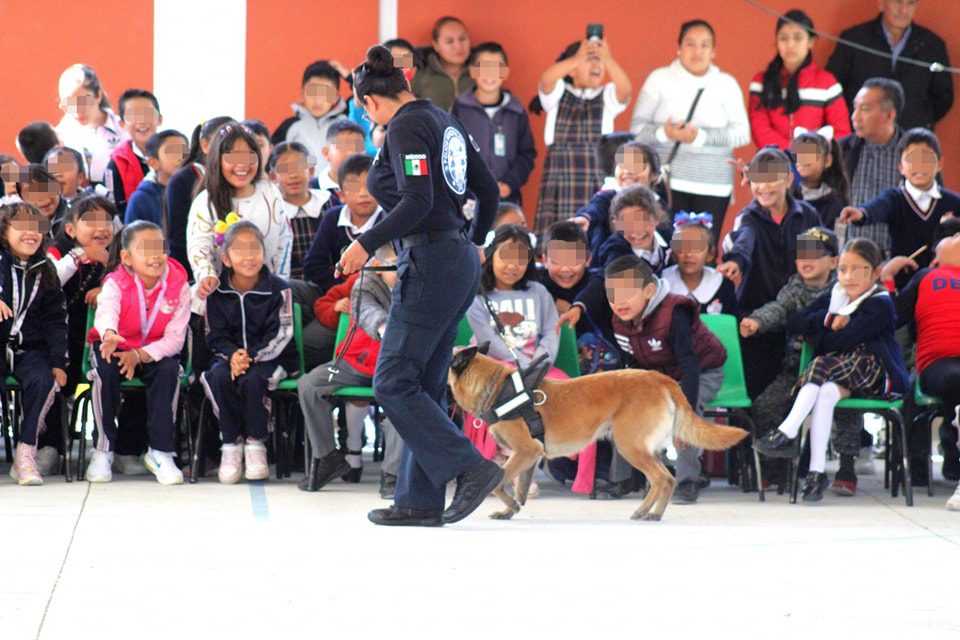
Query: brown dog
448,344,749,521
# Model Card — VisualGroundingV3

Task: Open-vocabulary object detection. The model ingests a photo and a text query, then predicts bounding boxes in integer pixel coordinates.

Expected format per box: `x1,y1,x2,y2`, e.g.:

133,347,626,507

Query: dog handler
336,45,504,527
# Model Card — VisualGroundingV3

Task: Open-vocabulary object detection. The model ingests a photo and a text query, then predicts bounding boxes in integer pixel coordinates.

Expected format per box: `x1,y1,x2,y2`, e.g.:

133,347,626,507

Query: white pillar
379,0,398,43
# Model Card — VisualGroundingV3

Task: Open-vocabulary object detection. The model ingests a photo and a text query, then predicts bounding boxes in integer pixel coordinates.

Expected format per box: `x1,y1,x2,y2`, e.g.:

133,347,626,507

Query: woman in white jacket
188,122,291,313
630,20,749,234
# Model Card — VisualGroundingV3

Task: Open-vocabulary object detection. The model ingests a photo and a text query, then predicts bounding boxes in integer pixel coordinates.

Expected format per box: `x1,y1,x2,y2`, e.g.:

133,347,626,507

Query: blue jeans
373,236,484,511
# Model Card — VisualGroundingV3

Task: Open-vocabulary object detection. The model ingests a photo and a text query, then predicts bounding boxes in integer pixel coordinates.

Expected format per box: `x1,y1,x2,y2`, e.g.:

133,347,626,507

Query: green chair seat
331,386,376,399
699,314,753,409
914,379,942,407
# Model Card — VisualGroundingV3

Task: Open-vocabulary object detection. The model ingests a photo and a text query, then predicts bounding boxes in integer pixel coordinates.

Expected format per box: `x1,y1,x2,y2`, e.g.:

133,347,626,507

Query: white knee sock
777,383,820,438
808,383,842,473
344,404,367,467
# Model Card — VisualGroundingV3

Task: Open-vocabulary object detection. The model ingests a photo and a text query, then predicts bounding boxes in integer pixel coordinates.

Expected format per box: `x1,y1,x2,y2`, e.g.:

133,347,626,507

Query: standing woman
337,45,503,527
630,19,750,234
410,16,474,111
749,10,851,150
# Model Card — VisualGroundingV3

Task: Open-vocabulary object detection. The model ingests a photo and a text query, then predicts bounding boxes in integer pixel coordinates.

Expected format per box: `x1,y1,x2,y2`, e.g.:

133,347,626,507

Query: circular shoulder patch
441,126,468,195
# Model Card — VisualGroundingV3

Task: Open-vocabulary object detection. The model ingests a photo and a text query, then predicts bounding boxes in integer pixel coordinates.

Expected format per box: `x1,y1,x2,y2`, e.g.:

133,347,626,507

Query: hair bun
365,45,395,76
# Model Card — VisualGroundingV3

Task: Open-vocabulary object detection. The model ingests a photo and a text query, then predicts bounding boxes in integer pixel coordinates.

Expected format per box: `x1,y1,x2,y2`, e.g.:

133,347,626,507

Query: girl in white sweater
630,20,749,234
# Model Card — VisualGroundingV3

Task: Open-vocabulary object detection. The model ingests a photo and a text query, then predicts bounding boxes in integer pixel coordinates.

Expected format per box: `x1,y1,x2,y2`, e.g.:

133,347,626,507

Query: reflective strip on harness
494,372,531,418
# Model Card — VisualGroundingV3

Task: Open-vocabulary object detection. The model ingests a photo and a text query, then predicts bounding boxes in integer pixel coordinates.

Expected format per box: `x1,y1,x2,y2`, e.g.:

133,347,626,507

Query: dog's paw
641,513,662,522
489,510,516,520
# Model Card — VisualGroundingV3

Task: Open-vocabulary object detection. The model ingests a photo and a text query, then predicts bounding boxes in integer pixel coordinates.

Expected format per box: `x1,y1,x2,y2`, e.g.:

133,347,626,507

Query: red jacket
748,64,851,149
314,273,359,330
110,141,146,205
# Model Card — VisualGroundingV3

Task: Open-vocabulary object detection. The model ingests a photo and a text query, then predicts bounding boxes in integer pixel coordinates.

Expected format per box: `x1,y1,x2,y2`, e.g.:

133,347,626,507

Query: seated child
482,201,535,248
87,221,191,485
0,202,69,486
17,165,69,237
43,146,88,203
269,142,330,280
602,255,727,504
242,119,272,166
17,121,60,164
105,89,162,217
596,184,671,271
1,155,21,205
754,238,908,503
125,130,189,225
201,222,297,484
308,119,368,210
536,220,593,334
297,243,404,497
841,128,960,286
791,129,849,231
662,216,738,315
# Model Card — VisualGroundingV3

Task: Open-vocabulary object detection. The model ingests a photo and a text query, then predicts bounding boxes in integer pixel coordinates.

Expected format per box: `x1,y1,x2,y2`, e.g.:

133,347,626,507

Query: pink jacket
91,258,191,361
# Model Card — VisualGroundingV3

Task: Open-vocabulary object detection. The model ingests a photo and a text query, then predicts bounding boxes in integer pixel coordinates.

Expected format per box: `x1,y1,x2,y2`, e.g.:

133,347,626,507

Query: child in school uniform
0,203,69,486
201,222,296,483
791,128,850,231
269,142,330,280
105,90,162,217
125,130,189,226
86,221,190,485
43,147,88,203
596,185,671,272
536,220,594,336
452,42,537,205
755,238,908,502
17,122,60,165
16,165,70,238
662,216,738,315
307,120,368,211
532,37,632,237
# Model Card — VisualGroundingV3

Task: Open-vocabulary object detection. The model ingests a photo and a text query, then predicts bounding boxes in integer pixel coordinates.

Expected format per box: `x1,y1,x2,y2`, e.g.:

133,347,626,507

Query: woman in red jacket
749,10,850,149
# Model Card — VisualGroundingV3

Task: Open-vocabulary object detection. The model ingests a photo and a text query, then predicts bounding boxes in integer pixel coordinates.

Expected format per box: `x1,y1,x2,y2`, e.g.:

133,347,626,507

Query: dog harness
477,350,551,440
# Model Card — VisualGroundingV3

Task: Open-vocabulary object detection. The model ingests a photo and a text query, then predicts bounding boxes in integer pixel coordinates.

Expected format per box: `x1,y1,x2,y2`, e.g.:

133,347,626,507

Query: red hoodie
110,141,146,204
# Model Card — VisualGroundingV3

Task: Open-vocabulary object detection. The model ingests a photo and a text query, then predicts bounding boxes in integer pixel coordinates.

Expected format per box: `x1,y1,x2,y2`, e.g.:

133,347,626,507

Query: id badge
494,132,506,157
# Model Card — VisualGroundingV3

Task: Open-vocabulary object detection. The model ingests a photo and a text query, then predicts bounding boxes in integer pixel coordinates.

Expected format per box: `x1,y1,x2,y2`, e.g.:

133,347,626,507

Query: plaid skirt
534,142,601,237
794,345,885,397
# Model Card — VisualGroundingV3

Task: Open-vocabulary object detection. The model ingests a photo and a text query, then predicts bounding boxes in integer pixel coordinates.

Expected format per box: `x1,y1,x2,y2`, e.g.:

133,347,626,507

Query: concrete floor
2,457,959,640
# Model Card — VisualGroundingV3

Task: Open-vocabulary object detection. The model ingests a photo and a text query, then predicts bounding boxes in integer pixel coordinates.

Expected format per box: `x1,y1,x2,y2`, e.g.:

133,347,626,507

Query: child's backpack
577,331,622,375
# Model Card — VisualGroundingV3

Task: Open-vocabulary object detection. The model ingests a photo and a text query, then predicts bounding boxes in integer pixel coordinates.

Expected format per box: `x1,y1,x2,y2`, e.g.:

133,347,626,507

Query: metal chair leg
59,394,72,483
76,391,91,481
190,398,207,483
895,411,913,506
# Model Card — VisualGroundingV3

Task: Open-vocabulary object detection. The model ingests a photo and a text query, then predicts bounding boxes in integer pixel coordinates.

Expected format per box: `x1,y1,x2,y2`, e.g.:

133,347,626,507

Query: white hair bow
793,125,834,142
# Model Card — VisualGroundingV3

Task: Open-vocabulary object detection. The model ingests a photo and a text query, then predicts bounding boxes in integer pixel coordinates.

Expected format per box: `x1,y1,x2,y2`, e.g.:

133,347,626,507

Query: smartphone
586,23,604,41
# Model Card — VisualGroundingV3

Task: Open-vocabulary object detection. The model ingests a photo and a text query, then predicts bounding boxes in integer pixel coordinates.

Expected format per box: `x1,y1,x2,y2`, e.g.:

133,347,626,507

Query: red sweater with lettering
912,265,960,373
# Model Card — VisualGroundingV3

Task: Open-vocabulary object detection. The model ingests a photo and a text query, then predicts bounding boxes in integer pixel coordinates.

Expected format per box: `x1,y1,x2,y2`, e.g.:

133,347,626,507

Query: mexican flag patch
403,154,428,176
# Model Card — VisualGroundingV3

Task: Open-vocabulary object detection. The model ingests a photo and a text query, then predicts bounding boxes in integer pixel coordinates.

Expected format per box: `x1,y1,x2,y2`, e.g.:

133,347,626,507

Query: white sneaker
86,451,114,483
855,447,877,475
113,454,149,476
219,443,243,484
144,448,184,485
243,439,269,481
946,484,960,511
36,446,60,476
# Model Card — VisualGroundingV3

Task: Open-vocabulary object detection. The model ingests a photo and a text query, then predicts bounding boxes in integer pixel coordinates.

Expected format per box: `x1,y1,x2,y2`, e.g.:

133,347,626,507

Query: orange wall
399,0,960,234
0,0,153,162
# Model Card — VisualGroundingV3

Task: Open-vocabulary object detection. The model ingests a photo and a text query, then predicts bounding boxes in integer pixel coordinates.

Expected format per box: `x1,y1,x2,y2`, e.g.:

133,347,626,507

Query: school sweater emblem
441,127,468,195
647,338,663,352
403,154,428,176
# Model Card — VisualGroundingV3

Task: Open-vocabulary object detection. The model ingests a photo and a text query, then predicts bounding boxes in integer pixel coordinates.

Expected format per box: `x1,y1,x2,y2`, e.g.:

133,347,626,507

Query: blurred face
271,149,314,200
776,23,814,70
122,230,168,283
391,46,415,70
749,161,791,213
433,21,470,67
616,206,657,251
302,77,340,118
59,83,101,127
899,143,941,191
469,51,508,94
46,152,84,197
677,25,716,76
569,51,605,89
323,132,366,179
223,229,265,280
837,250,879,299
670,225,712,277
607,273,656,322
6,211,48,260
546,239,590,289
792,141,831,183
881,0,918,32
615,148,655,188
852,87,895,142
121,97,161,148
794,253,837,283
221,139,258,191
491,239,530,289
66,206,114,248
2,162,20,196
154,137,188,178
21,180,62,218
341,171,377,217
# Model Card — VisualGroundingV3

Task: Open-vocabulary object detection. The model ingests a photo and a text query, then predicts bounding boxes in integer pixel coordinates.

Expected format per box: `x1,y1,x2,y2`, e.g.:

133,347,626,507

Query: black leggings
920,358,960,406
907,357,960,460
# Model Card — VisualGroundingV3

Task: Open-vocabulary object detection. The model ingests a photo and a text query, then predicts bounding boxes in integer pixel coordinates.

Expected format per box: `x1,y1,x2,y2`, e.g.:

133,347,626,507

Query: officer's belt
478,352,551,440
396,227,465,251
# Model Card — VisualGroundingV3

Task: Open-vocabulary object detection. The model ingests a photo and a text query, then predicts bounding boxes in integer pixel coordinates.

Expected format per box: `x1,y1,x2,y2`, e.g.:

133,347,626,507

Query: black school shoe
754,430,801,459
442,459,504,524
801,471,830,503
368,505,443,527
297,450,352,492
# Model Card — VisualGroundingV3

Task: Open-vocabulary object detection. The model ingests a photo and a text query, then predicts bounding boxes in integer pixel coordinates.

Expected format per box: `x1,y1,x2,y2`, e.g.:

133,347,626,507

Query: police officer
336,45,503,527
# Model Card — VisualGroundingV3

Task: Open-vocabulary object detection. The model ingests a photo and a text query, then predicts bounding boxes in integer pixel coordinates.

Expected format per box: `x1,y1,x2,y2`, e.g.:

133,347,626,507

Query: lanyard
10,265,40,338
134,271,168,343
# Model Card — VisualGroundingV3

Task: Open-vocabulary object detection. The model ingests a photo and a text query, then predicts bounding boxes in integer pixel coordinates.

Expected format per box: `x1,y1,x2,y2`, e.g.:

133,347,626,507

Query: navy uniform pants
12,350,59,446
373,236,484,511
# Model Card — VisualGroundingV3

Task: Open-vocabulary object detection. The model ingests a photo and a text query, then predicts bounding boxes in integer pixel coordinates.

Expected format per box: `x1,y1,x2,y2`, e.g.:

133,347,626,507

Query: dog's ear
450,345,479,376
477,341,490,355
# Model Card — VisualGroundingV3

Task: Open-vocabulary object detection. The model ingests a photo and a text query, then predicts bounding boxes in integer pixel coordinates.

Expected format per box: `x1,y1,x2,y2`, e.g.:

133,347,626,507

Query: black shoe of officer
442,459,504,524
801,471,830,503
379,472,397,499
368,505,443,527
754,430,800,459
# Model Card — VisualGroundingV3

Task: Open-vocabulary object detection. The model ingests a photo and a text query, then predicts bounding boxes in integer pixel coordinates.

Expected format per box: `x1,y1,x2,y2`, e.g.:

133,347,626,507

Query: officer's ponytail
354,45,409,102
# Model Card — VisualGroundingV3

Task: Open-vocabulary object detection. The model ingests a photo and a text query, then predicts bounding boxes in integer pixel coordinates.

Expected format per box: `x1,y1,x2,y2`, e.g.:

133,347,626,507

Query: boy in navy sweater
125,130,188,226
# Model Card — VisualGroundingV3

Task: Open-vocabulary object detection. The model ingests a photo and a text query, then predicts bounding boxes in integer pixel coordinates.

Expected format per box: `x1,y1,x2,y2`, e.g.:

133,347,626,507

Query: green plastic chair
911,378,946,498
699,313,765,501
797,341,913,505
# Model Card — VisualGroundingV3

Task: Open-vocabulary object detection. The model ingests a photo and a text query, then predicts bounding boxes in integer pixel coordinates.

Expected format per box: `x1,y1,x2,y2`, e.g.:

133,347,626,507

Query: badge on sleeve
403,154,429,176
442,127,468,195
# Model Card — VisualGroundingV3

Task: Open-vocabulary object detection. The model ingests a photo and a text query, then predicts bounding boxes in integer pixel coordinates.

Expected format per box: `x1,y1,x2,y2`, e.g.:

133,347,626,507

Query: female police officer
336,45,503,526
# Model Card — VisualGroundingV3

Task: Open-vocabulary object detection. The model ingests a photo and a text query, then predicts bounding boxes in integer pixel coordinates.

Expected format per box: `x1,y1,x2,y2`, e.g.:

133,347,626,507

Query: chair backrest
80,306,96,379
455,316,473,347
699,313,750,404
799,340,814,374
554,324,580,379
335,311,350,347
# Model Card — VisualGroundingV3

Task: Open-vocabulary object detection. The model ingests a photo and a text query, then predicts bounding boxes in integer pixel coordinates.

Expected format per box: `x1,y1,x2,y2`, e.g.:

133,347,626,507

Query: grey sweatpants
610,367,725,483
298,359,403,475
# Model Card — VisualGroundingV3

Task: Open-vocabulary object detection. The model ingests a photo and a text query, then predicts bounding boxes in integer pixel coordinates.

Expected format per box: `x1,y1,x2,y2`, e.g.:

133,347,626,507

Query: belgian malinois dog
448,344,749,521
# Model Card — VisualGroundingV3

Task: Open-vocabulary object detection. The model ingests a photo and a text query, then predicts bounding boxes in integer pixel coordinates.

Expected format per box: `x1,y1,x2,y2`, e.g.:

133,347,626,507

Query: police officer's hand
336,240,369,277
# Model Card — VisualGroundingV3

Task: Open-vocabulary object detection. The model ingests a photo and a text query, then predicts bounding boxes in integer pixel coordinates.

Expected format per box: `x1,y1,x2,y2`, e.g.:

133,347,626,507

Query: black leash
327,264,397,382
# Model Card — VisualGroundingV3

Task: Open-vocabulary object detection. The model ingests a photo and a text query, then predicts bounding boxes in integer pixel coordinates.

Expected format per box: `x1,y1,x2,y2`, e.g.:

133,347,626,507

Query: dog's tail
668,381,748,451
